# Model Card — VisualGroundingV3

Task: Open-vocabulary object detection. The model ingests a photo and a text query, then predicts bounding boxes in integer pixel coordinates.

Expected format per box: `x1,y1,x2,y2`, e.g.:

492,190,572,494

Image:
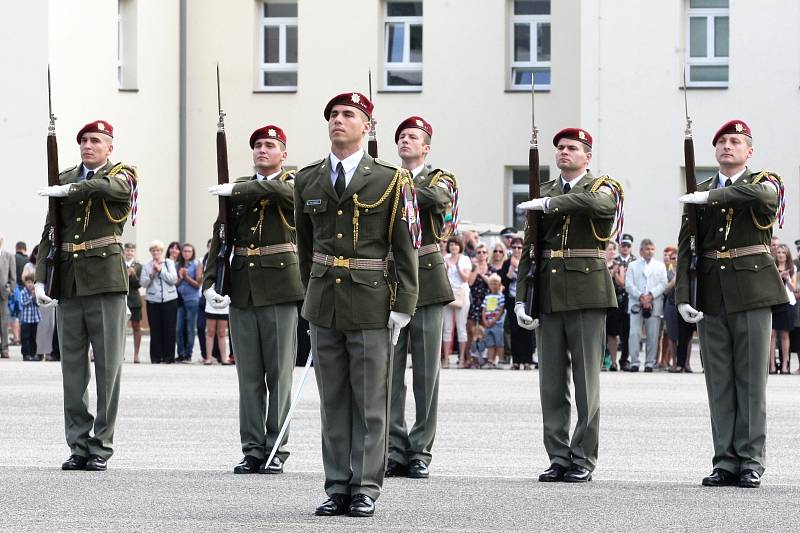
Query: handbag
785,284,796,306
447,285,465,309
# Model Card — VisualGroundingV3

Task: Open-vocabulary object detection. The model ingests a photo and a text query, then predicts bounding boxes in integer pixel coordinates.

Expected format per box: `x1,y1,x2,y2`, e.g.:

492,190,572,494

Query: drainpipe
178,0,187,242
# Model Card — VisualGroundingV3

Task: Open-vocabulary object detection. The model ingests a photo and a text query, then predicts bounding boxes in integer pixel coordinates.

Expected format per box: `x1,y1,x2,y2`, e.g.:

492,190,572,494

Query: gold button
337,233,343,239
102,252,106,256
718,228,723,232
754,265,758,269
313,208,317,213
253,208,258,212
280,262,284,266
721,209,726,213
428,263,432,267
76,217,81,222
554,208,559,212
338,255,344,260
73,253,78,258
556,233,561,237
249,262,255,267
335,278,342,284
585,267,590,271
74,234,79,239
551,269,557,273
79,201,84,205
337,210,343,215
365,208,370,213
249,244,255,248
720,265,726,270
373,281,378,285
720,246,726,250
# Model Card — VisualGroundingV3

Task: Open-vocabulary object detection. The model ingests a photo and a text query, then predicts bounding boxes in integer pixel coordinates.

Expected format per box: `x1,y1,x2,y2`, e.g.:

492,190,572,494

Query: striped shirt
19,288,41,324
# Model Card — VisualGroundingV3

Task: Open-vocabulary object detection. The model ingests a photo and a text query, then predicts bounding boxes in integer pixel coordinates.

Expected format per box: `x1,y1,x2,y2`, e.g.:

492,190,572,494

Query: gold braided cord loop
588,175,625,242
749,170,784,230
428,169,460,242
352,169,404,247
101,163,139,224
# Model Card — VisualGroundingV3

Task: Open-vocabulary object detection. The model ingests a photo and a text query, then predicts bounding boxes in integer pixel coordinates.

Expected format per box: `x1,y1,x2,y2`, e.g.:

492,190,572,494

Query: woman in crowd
175,243,203,363
166,241,181,264
499,237,534,370
140,240,179,364
770,243,796,374
442,236,472,369
604,241,621,371
660,246,679,371
467,242,494,364
489,241,507,271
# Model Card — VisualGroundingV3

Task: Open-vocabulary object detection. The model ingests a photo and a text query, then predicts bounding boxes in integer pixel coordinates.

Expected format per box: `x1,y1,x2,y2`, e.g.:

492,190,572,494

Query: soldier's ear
108,143,114,155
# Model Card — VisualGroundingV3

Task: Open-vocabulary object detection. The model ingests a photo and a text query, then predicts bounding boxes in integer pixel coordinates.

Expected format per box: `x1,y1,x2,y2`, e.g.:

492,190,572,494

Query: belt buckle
72,242,87,252
716,250,731,259
246,248,260,256
550,250,564,258
332,257,350,268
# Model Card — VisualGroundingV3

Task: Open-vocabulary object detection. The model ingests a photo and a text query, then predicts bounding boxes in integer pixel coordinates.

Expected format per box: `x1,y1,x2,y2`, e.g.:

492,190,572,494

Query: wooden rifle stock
214,66,232,295
684,136,699,308
524,146,541,319
45,68,61,298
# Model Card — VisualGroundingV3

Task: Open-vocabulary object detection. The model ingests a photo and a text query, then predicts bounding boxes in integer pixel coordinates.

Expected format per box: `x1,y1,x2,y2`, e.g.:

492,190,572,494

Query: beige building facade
2,0,798,258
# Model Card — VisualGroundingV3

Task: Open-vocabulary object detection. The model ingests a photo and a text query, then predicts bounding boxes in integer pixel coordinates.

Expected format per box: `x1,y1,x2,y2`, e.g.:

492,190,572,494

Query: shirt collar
717,168,746,189
410,164,426,178
560,171,587,190
257,169,282,181
329,149,364,177
81,162,106,179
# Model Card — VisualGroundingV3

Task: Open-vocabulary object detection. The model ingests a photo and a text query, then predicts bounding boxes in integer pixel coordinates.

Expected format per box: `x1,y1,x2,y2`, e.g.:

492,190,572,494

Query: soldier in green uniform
294,92,419,517
516,128,623,483
123,243,143,364
387,116,456,479
203,124,304,475
676,119,787,489
35,119,137,471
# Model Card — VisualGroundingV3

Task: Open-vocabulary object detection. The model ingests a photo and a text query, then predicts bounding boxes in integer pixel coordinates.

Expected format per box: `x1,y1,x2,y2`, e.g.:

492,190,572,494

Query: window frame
117,0,138,91
508,166,550,229
257,0,298,92
508,1,551,91
383,1,423,92
686,2,729,88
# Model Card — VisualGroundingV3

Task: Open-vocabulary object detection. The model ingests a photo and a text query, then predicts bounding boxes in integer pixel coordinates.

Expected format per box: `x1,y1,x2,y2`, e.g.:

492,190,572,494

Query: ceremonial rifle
523,79,541,319
45,66,61,298
367,69,378,158
682,68,699,308
214,64,232,295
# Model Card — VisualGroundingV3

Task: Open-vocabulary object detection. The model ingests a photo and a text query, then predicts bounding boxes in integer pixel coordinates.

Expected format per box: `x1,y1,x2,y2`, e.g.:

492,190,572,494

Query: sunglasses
511,245,523,249
493,250,505,254
476,250,488,255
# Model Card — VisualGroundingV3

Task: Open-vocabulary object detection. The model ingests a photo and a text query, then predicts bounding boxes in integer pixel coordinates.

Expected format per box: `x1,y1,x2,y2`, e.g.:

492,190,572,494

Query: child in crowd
19,274,41,361
481,273,506,368
468,325,488,368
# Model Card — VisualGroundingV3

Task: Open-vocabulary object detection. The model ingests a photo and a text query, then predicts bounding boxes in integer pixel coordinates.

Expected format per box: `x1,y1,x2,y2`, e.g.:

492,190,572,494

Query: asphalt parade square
2,342,799,532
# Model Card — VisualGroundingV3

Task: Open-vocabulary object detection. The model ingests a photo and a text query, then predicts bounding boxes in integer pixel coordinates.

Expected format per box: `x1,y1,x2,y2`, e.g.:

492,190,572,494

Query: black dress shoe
538,463,567,482
644,367,653,373
739,469,761,488
701,468,738,487
563,465,592,482
315,494,351,516
628,366,640,373
61,454,88,471
259,456,284,474
407,459,429,479
85,455,107,471
348,493,375,517
233,455,263,474
385,459,408,477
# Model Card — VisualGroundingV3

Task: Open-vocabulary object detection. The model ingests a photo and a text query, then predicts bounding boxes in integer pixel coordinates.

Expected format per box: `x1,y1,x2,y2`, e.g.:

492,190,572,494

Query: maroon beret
553,127,592,149
323,92,374,121
394,116,433,143
712,119,752,146
76,120,113,144
249,124,287,148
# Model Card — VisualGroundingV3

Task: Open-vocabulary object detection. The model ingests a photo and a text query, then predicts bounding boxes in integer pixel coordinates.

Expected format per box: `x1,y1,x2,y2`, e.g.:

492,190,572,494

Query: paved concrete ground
2,339,799,532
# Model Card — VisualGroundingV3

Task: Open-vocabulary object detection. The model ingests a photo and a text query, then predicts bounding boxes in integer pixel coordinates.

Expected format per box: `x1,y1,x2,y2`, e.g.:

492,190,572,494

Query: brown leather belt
418,243,440,256
234,243,297,257
702,244,770,260
543,249,604,259
61,235,122,252
313,251,386,271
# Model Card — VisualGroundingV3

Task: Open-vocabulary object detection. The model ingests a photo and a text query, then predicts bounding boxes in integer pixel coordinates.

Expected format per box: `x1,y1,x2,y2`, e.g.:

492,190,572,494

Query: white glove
517,198,549,211
387,311,411,346
203,286,230,309
34,282,58,308
678,303,704,323
208,183,235,196
514,302,539,330
679,191,710,205
37,184,71,197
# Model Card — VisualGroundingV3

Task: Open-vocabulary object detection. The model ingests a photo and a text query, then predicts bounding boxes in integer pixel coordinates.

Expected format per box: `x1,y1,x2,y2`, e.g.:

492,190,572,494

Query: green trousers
388,304,443,466
229,303,297,462
697,304,770,475
538,308,604,471
310,324,390,501
56,293,126,459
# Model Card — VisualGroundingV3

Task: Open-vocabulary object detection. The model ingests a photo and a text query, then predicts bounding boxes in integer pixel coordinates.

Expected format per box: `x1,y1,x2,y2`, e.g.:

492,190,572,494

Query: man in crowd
614,233,636,370
515,128,622,483
35,119,136,471
500,227,517,255
123,243,143,363
624,238,667,372
0,234,16,358
204,124,304,475
387,116,456,479
677,119,786,488
15,242,27,287
294,92,418,517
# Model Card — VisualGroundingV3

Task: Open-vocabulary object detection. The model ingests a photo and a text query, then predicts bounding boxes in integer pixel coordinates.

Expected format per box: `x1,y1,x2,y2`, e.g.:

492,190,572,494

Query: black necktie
563,182,571,194
335,162,346,198
724,178,732,187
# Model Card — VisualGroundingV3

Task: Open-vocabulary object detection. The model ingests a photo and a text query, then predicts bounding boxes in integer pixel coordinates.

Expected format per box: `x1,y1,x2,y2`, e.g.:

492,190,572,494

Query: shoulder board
59,165,78,176
234,175,252,183
373,158,399,170
697,176,714,188
750,170,783,183
540,178,558,190
108,163,139,182
279,169,296,181
298,158,324,172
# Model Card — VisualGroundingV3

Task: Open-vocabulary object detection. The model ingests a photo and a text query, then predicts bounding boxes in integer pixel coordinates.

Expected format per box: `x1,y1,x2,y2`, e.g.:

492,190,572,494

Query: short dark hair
447,236,463,254
15,241,26,251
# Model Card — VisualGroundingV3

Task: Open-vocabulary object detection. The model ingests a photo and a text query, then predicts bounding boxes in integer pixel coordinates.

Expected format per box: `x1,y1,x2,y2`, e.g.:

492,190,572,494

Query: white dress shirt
256,169,282,182
717,168,746,189
329,149,364,189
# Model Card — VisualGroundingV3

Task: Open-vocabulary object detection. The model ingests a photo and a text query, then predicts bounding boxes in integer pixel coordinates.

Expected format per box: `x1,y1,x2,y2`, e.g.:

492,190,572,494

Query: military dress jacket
203,172,305,309
413,167,454,307
676,169,787,315
517,171,618,314
294,153,419,330
127,260,143,309
35,161,132,298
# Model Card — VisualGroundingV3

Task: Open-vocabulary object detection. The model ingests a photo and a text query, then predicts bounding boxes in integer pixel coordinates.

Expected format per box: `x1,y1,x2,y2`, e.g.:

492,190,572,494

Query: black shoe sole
233,469,260,474
348,510,375,518
61,464,86,471
407,471,429,479
563,476,592,483
85,465,107,471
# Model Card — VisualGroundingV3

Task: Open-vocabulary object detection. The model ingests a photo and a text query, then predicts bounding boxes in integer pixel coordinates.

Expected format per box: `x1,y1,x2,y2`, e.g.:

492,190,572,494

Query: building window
117,0,138,90
510,166,550,229
258,0,298,91
509,0,551,90
686,0,729,87
683,166,718,185
383,1,423,91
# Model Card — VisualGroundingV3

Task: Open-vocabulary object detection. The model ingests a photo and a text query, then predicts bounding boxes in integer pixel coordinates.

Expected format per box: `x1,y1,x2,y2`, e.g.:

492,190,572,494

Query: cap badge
415,119,424,127
735,123,744,132
578,130,586,140
97,122,105,131
351,93,361,104
268,128,277,137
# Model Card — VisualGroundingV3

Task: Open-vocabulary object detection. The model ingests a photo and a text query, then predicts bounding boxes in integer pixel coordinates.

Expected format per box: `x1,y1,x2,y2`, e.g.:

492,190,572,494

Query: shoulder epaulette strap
374,158,399,170
279,169,296,181
697,176,714,188
234,175,252,183
751,170,783,184
107,163,139,183
298,158,324,172
429,168,459,188
59,165,78,176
